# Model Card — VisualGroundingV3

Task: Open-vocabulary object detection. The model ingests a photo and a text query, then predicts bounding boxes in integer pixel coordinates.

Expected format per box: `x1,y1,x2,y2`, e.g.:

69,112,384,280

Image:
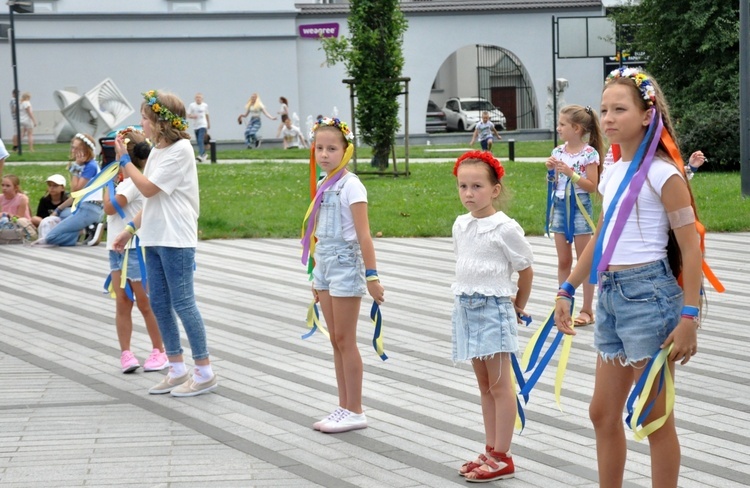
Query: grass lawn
5,140,750,238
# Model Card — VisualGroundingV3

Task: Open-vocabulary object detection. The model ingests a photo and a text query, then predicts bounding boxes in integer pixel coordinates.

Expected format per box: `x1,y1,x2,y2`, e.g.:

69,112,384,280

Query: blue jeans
45,202,103,246
595,258,683,364
194,127,207,157
146,246,210,360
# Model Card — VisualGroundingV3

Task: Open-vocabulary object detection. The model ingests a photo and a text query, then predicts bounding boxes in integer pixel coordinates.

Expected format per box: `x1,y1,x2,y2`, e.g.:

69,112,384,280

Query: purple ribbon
300,170,346,265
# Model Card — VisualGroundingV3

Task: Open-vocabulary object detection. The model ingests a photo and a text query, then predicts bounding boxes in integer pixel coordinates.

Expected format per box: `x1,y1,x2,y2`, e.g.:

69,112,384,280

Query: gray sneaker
148,372,189,395
170,372,218,397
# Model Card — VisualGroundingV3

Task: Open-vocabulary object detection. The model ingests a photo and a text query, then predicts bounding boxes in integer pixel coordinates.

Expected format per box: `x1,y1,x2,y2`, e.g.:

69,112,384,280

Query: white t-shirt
452,211,534,297
281,124,305,148
106,178,144,250
598,156,682,265
325,172,367,243
140,138,200,247
187,102,209,130
0,139,8,160
475,120,495,141
19,100,32,127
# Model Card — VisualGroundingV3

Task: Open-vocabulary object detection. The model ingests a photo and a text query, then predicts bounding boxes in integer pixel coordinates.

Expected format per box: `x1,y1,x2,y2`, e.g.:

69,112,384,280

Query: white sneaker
87,223,103,246
319,410,367,433
313,407,345,431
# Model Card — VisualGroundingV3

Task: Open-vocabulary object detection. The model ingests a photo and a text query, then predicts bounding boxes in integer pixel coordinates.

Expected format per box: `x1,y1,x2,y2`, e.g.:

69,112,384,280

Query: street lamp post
6,1,33,155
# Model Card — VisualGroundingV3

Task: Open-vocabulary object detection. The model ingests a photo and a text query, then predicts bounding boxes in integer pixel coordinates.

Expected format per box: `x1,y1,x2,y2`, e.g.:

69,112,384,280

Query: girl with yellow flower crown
112,90,217,398
302,117,384,434
553,67,704,487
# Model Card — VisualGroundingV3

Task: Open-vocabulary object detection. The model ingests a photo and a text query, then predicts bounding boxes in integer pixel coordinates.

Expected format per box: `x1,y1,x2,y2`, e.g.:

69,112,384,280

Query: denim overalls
312,173,366,297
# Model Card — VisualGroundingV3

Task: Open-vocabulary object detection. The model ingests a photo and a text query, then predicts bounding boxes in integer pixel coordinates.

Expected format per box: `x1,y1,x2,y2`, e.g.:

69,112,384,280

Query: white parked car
442,97,506,132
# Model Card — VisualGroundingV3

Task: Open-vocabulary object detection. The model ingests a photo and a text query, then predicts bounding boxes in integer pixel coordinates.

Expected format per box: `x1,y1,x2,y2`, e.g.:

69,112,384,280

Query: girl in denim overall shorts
452,151,534,483
303,118,385,434
554,68,703,488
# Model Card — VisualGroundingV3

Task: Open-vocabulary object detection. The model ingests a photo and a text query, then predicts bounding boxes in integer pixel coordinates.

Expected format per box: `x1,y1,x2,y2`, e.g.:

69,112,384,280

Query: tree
321,0,408,169
610,0,739,169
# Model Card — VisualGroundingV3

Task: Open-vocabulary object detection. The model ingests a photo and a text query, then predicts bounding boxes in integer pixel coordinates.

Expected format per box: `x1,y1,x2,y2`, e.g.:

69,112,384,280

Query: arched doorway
476,45,538,131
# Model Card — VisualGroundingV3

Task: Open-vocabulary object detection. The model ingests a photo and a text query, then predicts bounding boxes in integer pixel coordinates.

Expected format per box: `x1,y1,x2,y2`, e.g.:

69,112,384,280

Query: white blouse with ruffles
452,211,534,297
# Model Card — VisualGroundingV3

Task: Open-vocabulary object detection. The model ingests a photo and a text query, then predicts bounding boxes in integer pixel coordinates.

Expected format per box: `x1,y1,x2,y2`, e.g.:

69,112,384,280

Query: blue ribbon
370,302,388,361
107,180,126,219
625,348,666,428
545,170,555,236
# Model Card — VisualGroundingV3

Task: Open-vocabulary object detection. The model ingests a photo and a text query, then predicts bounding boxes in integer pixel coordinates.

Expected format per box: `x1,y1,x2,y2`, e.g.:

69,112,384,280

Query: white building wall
0,2,607,141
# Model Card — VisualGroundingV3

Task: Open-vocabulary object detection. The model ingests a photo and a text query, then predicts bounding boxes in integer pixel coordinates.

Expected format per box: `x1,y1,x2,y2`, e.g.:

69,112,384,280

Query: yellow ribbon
574,192,597,231
629,345,675,441
304,300,330,339
70,161,121,212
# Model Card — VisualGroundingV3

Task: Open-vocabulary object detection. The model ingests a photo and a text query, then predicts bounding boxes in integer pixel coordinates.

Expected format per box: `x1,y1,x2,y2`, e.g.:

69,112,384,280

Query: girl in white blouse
452,150,534,483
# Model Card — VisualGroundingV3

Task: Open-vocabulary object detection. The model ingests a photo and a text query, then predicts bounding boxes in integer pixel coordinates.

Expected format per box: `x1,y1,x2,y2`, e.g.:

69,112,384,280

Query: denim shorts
313,243,366,297
452,294,518,362
108,249,144,282
550,193,594,235
480,138,493,151
595,258,683,364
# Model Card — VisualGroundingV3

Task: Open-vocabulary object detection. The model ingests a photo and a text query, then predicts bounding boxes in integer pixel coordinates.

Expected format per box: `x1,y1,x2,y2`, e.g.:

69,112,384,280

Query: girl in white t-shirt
275,96,289,137
545,104,604,326
301,118,384,434
113,90,217,398
553,68,703,487
104,128,166,375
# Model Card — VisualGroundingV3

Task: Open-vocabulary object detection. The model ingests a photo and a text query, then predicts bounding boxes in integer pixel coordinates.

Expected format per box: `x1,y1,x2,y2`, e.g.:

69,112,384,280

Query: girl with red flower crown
452,151,534,482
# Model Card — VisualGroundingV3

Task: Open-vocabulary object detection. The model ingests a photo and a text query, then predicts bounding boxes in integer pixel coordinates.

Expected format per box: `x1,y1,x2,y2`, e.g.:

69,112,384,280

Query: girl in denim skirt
554,68,704,487
452,151,534,482
113,90,217,398
301,117,385,434
545,104,604,326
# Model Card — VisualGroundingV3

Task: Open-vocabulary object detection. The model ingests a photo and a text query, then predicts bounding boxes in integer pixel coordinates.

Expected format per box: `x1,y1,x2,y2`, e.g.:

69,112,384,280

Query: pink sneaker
143,349,169,372
120,350,140,374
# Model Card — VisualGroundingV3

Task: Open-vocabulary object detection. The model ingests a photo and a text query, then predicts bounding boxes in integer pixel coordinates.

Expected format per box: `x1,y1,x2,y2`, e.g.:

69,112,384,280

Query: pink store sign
299,22,339,39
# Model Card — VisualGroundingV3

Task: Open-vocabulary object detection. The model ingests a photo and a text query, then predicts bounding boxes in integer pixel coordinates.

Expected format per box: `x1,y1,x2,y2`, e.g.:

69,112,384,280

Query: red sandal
465,450,515,483
458,445,492,477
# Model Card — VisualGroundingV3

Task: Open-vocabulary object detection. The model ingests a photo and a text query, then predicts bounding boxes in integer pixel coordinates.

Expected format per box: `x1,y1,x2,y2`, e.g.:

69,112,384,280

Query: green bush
677,101,740,170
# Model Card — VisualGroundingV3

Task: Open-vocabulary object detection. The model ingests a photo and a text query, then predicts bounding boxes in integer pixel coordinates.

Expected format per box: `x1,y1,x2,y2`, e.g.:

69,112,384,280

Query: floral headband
311,117,354,143
74,133,96,152
606,67,656,107
453,150,505,180
142,90,188,131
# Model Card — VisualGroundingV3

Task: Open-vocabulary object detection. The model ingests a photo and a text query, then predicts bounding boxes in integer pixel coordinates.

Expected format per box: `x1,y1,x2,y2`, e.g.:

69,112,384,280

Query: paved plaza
0,234,748,487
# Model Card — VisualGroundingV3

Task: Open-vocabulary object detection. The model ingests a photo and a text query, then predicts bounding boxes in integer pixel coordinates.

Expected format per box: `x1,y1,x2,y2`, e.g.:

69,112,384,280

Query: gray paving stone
0,235,747,486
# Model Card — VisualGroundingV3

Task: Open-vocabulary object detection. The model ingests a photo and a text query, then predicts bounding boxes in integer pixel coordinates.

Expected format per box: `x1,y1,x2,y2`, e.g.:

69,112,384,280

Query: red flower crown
453,150,505,180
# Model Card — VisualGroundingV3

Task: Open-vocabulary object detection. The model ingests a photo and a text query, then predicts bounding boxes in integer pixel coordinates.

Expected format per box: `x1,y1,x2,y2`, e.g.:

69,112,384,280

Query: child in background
0,174,31,220
303,117,385,433
104,127,167,374
0,137,8,175
187,92,210,162
36,133,105,247
32,174,69,227
280,116,308,149
113,90,217,397
469,111,501,152
275,96,289,137
545,105,604,326
237,93,276,149
554,68,703,487
452,151,533,482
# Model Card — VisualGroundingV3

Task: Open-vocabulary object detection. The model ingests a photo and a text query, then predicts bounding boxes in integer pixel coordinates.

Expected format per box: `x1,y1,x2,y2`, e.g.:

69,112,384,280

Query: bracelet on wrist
687,164,699,173
365,269,378,277
366,275,380,282
560,281,576,296
125,221,137,235
119,154,132,166
681,305,699,317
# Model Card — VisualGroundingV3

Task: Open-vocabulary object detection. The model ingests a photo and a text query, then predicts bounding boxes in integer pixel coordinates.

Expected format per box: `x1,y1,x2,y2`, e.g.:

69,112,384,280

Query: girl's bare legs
466,353,515,479
130,280,164,352
111,270,134,352
645,362,680,487
554,233,573,286
317,290,364,413
573,233,595,317
589,357,633,488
